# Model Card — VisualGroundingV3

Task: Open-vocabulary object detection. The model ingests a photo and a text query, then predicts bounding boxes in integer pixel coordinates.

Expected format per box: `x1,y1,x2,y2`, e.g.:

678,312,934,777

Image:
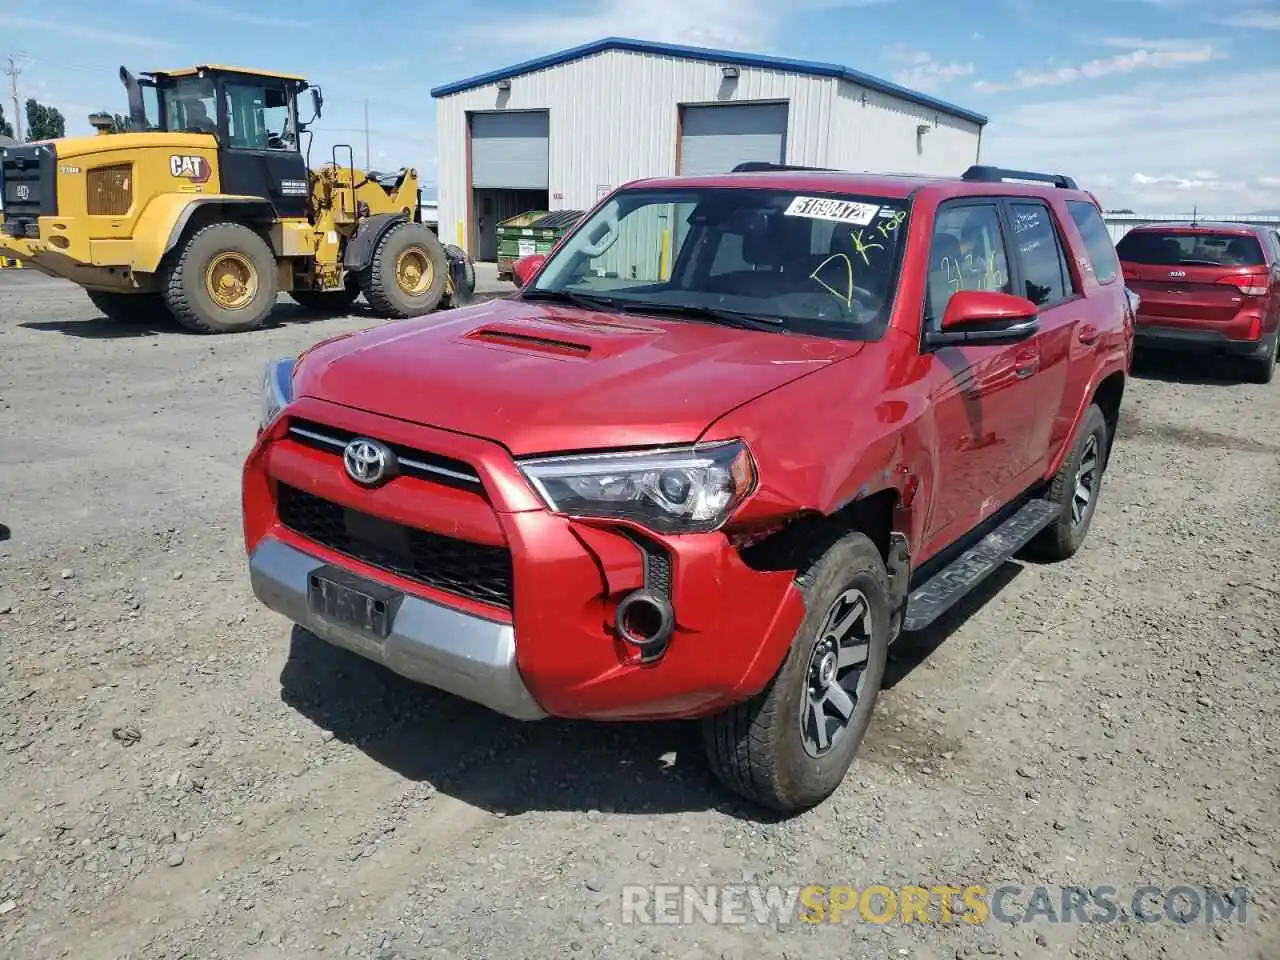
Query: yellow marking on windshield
810,253,855,308
850,229,884,267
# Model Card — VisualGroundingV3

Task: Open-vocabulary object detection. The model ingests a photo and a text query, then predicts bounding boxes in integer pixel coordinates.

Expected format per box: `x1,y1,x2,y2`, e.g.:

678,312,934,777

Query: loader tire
85,290,172,326
360,221,449,319
162,222,278,334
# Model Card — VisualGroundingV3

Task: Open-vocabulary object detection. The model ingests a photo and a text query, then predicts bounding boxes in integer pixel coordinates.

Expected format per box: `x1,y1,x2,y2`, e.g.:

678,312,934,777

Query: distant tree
0,103,13,139
1107,208,1135,215
24,98,66,141
107,113,132,133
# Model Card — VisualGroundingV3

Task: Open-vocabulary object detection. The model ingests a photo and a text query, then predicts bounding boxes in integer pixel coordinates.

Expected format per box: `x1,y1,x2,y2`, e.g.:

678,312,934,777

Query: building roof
429,36,988,127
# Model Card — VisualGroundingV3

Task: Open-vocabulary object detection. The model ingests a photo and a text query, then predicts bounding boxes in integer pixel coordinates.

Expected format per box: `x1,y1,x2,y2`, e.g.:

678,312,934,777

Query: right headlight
516,440,757,535
258,356,296,432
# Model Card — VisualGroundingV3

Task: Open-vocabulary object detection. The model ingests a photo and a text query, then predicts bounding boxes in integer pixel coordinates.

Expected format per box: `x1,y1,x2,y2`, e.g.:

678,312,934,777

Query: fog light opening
615,589,675,656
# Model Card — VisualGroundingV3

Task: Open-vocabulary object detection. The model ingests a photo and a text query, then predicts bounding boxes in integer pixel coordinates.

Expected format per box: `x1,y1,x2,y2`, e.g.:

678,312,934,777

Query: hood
52,131,217,160
295,299,860,455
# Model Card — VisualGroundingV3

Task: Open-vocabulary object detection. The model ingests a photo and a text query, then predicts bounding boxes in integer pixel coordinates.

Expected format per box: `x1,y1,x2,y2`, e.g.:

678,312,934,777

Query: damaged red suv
1117,221,1280,383
243,164,1132,813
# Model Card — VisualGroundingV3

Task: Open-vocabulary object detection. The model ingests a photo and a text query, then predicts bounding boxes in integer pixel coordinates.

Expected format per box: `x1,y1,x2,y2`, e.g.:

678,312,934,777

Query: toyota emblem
343,437,396,486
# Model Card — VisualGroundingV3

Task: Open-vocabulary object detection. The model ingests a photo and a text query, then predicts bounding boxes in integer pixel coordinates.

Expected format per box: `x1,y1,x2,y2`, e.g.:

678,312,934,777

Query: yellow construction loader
0,64,474,333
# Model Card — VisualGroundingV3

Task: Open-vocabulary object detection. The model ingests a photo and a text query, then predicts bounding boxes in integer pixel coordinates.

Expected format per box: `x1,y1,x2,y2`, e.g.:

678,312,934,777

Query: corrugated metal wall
436,48,982,258
824,82,982,176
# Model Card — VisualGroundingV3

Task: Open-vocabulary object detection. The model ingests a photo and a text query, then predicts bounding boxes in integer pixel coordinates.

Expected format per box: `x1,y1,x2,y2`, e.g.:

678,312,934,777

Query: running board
902,498,1058,634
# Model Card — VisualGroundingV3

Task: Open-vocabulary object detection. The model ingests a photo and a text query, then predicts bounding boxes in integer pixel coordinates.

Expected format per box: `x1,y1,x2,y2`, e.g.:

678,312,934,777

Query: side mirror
925,290,1040,348
512,253,547,289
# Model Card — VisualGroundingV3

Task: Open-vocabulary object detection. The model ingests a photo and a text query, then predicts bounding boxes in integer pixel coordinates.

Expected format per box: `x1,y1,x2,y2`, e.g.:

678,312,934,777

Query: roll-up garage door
469,111,550,190
678,102,788,176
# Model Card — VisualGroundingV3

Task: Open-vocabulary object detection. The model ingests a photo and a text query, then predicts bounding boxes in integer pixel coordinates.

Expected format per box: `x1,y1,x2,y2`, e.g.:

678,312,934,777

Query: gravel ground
1,273,1277,960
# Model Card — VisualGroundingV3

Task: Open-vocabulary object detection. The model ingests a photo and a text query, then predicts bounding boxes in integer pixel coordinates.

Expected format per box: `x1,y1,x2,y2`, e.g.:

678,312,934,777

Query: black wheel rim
1071,433,1100,527
800,588,873,758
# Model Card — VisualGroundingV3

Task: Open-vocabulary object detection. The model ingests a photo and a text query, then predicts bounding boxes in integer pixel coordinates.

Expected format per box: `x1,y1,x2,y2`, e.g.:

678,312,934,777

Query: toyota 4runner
243,163,1134,814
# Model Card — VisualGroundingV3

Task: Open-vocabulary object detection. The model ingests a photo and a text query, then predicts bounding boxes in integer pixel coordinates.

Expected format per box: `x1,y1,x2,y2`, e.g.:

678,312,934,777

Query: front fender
341,212,408,272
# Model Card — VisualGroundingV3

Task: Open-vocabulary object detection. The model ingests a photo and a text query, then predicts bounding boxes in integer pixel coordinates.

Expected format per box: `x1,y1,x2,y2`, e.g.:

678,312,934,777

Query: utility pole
363,99,370,169
4,53,22,141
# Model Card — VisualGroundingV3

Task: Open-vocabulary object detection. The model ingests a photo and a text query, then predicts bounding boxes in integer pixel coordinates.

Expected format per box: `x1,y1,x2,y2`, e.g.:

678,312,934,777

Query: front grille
286,418,483,494
0,142,57,227
87,164,133,216
277,484,514,609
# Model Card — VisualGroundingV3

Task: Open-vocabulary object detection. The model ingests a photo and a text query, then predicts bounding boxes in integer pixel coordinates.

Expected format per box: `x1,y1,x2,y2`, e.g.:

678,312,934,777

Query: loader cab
140,64,318,219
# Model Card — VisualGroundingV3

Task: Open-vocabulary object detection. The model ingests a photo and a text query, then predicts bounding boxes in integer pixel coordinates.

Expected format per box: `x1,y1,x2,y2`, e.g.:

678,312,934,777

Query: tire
360,221,449,319
288,287,359,314
1022,403,1109,563
701,531,891,814
161,222,279,334
85,290,171,325
1242,332,1277,385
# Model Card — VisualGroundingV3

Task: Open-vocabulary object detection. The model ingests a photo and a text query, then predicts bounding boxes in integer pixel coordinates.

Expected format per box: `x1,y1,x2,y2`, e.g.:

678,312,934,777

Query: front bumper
249,536,546,720
243,397,807,723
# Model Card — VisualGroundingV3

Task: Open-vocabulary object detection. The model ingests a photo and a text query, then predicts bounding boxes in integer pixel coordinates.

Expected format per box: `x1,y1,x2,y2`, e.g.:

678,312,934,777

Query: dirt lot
1,272,1277,960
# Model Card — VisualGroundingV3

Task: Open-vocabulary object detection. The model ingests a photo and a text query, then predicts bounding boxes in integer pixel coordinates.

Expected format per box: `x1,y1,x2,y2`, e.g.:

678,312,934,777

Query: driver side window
925,203,1012,328
223,81,292,151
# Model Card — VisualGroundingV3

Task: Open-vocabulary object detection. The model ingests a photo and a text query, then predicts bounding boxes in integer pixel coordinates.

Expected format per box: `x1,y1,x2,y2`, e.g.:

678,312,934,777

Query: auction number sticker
784,195,879,226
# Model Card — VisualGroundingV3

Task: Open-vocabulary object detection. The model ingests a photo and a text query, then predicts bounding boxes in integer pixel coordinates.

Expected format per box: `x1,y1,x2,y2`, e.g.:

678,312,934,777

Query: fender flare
161,197,277,263
342,212,410,272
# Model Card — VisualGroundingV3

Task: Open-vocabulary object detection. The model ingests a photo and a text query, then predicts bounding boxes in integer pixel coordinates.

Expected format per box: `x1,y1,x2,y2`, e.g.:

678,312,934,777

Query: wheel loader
0,64,474,333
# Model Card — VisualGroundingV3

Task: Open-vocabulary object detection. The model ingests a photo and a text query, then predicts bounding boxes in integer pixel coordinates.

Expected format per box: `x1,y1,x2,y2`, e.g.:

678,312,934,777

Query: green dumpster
496,209,584,281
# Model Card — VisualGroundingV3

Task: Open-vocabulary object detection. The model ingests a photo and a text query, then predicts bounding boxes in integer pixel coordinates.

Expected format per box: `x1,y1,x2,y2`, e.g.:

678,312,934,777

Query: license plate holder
306,565,403,640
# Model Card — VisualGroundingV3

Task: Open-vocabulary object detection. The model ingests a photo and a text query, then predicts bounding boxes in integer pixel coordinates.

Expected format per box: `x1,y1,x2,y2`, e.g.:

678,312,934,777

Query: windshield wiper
610,300,786,332
1176,258,1222,267
520,288,621,311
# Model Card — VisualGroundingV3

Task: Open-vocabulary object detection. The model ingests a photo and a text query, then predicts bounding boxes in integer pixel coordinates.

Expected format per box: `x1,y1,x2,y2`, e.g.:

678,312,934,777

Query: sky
2,0,1278,213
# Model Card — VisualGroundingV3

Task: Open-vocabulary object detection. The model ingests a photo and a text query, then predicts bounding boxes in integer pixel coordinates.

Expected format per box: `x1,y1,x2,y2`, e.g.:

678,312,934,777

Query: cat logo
169,155,211,184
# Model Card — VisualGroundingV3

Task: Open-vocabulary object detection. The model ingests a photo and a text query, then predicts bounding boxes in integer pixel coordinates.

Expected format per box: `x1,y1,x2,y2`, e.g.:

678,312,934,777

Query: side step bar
902,498,1059,634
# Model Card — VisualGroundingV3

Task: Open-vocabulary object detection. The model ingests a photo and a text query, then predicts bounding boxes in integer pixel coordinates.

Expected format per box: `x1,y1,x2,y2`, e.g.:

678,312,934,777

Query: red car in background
1116,221,1280,383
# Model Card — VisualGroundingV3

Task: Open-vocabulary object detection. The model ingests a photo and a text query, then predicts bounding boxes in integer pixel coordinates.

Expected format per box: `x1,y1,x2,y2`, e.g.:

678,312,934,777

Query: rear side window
1010,202,1075,308
1066,201,1119,285
1116,229,1265,267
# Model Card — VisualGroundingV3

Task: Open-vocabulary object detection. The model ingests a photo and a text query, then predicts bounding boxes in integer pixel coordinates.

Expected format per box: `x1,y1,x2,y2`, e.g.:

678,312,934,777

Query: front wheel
701,531,890,814
360,221,449,319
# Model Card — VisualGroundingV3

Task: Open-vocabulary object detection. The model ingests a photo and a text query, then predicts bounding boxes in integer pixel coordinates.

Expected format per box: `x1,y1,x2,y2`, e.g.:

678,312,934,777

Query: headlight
259,357,295,431
517,440,756,534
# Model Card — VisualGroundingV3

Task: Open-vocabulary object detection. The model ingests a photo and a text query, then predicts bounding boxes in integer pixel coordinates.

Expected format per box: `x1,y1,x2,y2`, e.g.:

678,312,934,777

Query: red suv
1116,221,1280,383
243,164,1133,813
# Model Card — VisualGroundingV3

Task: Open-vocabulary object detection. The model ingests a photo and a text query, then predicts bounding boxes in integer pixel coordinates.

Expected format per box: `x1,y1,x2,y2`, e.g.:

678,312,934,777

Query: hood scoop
465,324,593,357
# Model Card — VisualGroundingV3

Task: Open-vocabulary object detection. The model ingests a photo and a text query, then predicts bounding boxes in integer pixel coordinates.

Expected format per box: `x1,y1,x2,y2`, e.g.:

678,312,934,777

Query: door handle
1078,323,1100,345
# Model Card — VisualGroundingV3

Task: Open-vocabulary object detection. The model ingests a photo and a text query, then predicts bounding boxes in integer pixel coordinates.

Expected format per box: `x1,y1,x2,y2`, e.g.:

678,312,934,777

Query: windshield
1116,229,1265,267
527,186,912,339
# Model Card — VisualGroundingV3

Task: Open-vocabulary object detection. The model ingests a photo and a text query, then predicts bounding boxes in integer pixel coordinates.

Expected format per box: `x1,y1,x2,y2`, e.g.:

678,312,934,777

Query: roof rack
961,165,1078,190
730,161,838,173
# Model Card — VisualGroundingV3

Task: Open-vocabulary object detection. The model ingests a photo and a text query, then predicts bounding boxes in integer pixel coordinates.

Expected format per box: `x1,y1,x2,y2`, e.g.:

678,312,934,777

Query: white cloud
1096,36,1219,51
1215,9,1280,28
980,68,1280,212
0,14,172,48
883,45,975,92
973,45,1220,92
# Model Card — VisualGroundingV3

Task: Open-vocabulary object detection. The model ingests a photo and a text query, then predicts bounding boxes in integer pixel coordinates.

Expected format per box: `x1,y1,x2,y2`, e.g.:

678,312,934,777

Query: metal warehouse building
430,36,989,264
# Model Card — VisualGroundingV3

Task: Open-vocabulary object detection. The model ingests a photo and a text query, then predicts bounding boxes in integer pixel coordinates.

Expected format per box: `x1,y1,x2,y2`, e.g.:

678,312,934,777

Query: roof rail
730,161,838,173
961,165,1079,190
